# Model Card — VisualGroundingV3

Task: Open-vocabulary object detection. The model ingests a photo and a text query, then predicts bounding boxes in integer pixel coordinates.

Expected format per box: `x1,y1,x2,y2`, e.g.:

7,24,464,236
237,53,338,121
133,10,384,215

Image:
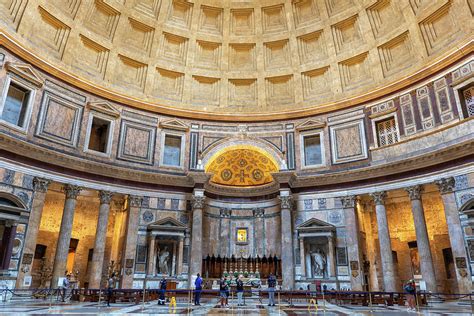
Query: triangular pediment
148,216,187,230
87,101,121,118
5,62,44,87
297,218,335,231
296,119,326,131
159,119,189,131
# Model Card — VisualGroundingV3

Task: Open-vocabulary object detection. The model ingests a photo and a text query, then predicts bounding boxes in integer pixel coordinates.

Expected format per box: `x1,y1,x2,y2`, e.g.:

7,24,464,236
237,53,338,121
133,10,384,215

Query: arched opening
0,193,26,272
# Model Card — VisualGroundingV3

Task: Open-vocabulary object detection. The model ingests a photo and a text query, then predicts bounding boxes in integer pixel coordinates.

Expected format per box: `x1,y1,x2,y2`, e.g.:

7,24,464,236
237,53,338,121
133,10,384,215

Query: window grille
376,117,399,147
463,86,474,118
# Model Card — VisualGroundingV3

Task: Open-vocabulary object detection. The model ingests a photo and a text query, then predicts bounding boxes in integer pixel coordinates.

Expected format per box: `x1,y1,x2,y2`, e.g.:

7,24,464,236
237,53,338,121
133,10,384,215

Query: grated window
376,117,399,147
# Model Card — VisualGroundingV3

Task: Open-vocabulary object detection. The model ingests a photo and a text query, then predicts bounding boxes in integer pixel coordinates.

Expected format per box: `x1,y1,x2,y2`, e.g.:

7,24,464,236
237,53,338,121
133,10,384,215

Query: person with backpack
106,272,115,307
236,275,244,306
158,277,167,305
404,279,416,311
219,276,229,308
267,273,276,306
60,272,70,302
194,273,203,306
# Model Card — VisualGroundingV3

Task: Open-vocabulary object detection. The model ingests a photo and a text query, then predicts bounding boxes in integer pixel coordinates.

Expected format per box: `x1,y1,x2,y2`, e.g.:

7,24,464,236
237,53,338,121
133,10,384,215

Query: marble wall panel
117,120,156,164
329,119,368,164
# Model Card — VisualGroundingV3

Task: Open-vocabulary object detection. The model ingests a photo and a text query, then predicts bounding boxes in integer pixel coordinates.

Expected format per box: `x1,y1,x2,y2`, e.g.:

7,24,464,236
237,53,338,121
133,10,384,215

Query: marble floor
0,297,472,315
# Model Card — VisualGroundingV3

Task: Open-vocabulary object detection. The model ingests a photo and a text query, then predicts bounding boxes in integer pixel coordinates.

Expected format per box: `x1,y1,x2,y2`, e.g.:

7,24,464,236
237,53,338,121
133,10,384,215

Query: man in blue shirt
267,273,276,306
194,273,203,306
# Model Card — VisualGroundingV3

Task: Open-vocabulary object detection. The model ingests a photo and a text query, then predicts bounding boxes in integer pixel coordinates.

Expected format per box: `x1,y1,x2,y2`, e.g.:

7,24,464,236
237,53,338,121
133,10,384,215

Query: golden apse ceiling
0,0,471,120
206,147,279,187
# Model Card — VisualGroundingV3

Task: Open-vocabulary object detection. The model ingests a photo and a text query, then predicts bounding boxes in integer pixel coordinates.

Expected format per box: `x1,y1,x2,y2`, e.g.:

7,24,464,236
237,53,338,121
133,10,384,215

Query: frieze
455,175,469,190
339,196,356,208
219,208,231,218
129,195,143,207
318,198,327,209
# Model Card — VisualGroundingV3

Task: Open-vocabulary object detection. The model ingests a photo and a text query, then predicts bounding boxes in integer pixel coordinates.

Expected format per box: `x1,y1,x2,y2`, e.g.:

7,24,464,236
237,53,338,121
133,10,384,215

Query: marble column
0,221,17,270
328,235,336,278
88,191,113,288
177,237,184,275
370,191,397,292
279,192,295,290
121,195,142,288
299,238,306,278
340,195,363,291
51,184,82,287
189,191,205,285
406,185,437,292
147,236,156,276
16,177,51,288
435,177,472,293
219,208,231,256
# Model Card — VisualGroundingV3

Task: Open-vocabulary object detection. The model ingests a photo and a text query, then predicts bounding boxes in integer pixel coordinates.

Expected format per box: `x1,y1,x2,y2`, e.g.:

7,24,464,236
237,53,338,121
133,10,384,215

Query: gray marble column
299,238,306,278
279,192,295,290
51,184,82,287
177,237,184,275
406,185,437,292
121,195,142,288
189,191,205,285
147,236,156,276
340,195,363,290
16,178,51,288
328,236,336,278
219,208,231,256
88,191,113,288
370,191,397,292
435,177,472,293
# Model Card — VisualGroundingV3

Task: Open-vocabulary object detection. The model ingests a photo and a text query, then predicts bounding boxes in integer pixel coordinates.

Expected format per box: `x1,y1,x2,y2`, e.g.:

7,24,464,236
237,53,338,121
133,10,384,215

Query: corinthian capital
62,184,82,200
370,192,387,205
192,195,205,209
128,195,143,207
98,190,114,204
435,177,455,195
339,195,356,208
405,185,423,201
279,195,293,209
33,177,51,193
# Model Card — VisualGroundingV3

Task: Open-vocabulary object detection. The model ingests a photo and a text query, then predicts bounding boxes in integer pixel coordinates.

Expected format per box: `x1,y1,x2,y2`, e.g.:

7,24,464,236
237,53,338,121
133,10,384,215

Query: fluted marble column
279,192,295,290
88,191,113,288
340,195,363,291
51,184,82,287
435,177,472,293
370,191,397,292
16,177,51,288
121,195,142,288
406,185,437,292
189,191,205,285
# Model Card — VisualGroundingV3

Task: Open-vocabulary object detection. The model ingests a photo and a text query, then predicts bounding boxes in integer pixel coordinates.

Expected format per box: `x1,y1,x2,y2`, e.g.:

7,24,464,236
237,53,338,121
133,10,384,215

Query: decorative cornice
435,177,456,195
62,184,82,200
192,195,205,209
32,177,51,193
98,190,113,204
279,195,293,209
339,196,356,208
370,191,387,205
405,185,423,201
128,195,143,207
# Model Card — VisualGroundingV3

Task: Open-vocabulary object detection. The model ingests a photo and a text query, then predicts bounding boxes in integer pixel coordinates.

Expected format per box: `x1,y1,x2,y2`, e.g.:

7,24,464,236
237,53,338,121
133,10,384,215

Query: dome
0,0,471,120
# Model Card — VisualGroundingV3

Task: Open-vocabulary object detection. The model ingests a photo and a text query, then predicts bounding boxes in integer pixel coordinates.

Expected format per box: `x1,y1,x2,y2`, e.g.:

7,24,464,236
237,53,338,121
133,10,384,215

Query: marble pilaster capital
370,191,387,205
128,195,143,207
405,185,423,201
339,195,356,208
98,190,114,204
33,177,51,193
192,195,205,209
219,208,231,218
112,199,126,211
253,208,265,218
62,184,82,200
279,195,293,210
435,177,455,195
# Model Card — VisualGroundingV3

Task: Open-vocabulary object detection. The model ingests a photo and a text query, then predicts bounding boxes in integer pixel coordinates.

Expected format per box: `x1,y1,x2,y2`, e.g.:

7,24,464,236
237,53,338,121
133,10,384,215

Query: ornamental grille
376,117,399,147
463,86,474,117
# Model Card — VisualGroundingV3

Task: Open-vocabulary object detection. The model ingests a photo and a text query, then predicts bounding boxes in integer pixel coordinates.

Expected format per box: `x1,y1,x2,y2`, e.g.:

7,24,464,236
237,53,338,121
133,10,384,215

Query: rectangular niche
419,0,457,55
116,55,147,92
264,39,290,70
159,32,188,65
366,0,403,38
338,52,371,91
292,0,320,28
124,18,155,56
195,40,221,70
166,0,193,30
230,8,255,35
0,0,28,29
262,4,288,34
117,120,156,165
297,30,327,65
76,35,109,78
265,75,294,106
229,43,256,71
325,0,354,17
331,15,363,55
378,31,414,77
198,5,223,35
35,7,71,59
133,0,161,19
153,68,184,101
84,0,120,41
228,79,257,107
301,67,330,101
192,76,220,106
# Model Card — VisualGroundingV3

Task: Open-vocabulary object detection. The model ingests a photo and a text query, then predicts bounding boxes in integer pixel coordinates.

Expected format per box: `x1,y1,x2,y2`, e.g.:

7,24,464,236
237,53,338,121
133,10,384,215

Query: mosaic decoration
206,147,278,186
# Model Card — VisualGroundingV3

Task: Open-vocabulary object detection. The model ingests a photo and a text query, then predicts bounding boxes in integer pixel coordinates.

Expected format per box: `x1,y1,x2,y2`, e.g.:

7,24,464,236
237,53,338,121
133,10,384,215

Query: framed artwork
236,227,248,244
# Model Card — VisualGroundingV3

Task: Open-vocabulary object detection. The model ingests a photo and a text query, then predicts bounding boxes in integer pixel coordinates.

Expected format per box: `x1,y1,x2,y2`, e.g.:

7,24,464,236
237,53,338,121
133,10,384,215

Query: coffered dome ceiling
0,0,471,120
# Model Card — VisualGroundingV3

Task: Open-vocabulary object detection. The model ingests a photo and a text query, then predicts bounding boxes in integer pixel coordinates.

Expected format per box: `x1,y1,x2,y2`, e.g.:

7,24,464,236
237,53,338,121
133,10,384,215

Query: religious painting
125,258,134,269
409,247,421,276
350,260,359,271
236,228,248,244
455,257,467,269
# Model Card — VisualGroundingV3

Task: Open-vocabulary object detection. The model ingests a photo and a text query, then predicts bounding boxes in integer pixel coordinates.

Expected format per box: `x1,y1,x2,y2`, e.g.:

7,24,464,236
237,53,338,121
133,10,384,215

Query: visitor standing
236,275,244,306
60,272,70,302
267,273,276,306
194,273,203,306
404,279,416,312
106,272,115,307
219,276,228,308
158,277,167,305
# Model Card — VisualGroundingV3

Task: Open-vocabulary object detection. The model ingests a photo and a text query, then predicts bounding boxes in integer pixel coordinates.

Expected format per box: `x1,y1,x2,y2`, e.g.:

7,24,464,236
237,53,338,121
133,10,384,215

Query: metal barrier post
278,290,281,315
98,288,102,308
231,289,234,311
322,289,326,313
414,291,420,313
48,289,53,311
187,289,192,315
470,293,474,315
368,290,373,313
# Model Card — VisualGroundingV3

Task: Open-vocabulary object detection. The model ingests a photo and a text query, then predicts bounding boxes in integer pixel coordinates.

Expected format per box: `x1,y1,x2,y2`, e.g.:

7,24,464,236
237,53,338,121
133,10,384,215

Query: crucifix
239,170,249,183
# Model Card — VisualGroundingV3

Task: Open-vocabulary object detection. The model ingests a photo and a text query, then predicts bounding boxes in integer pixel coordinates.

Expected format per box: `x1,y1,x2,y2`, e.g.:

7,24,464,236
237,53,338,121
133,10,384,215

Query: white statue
158,246,170,275
311,249,327,278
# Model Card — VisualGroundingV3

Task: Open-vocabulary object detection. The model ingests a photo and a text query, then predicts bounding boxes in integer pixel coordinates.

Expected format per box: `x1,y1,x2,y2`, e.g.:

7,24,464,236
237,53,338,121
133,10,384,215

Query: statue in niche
158,246,170,275
311,249,327,278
